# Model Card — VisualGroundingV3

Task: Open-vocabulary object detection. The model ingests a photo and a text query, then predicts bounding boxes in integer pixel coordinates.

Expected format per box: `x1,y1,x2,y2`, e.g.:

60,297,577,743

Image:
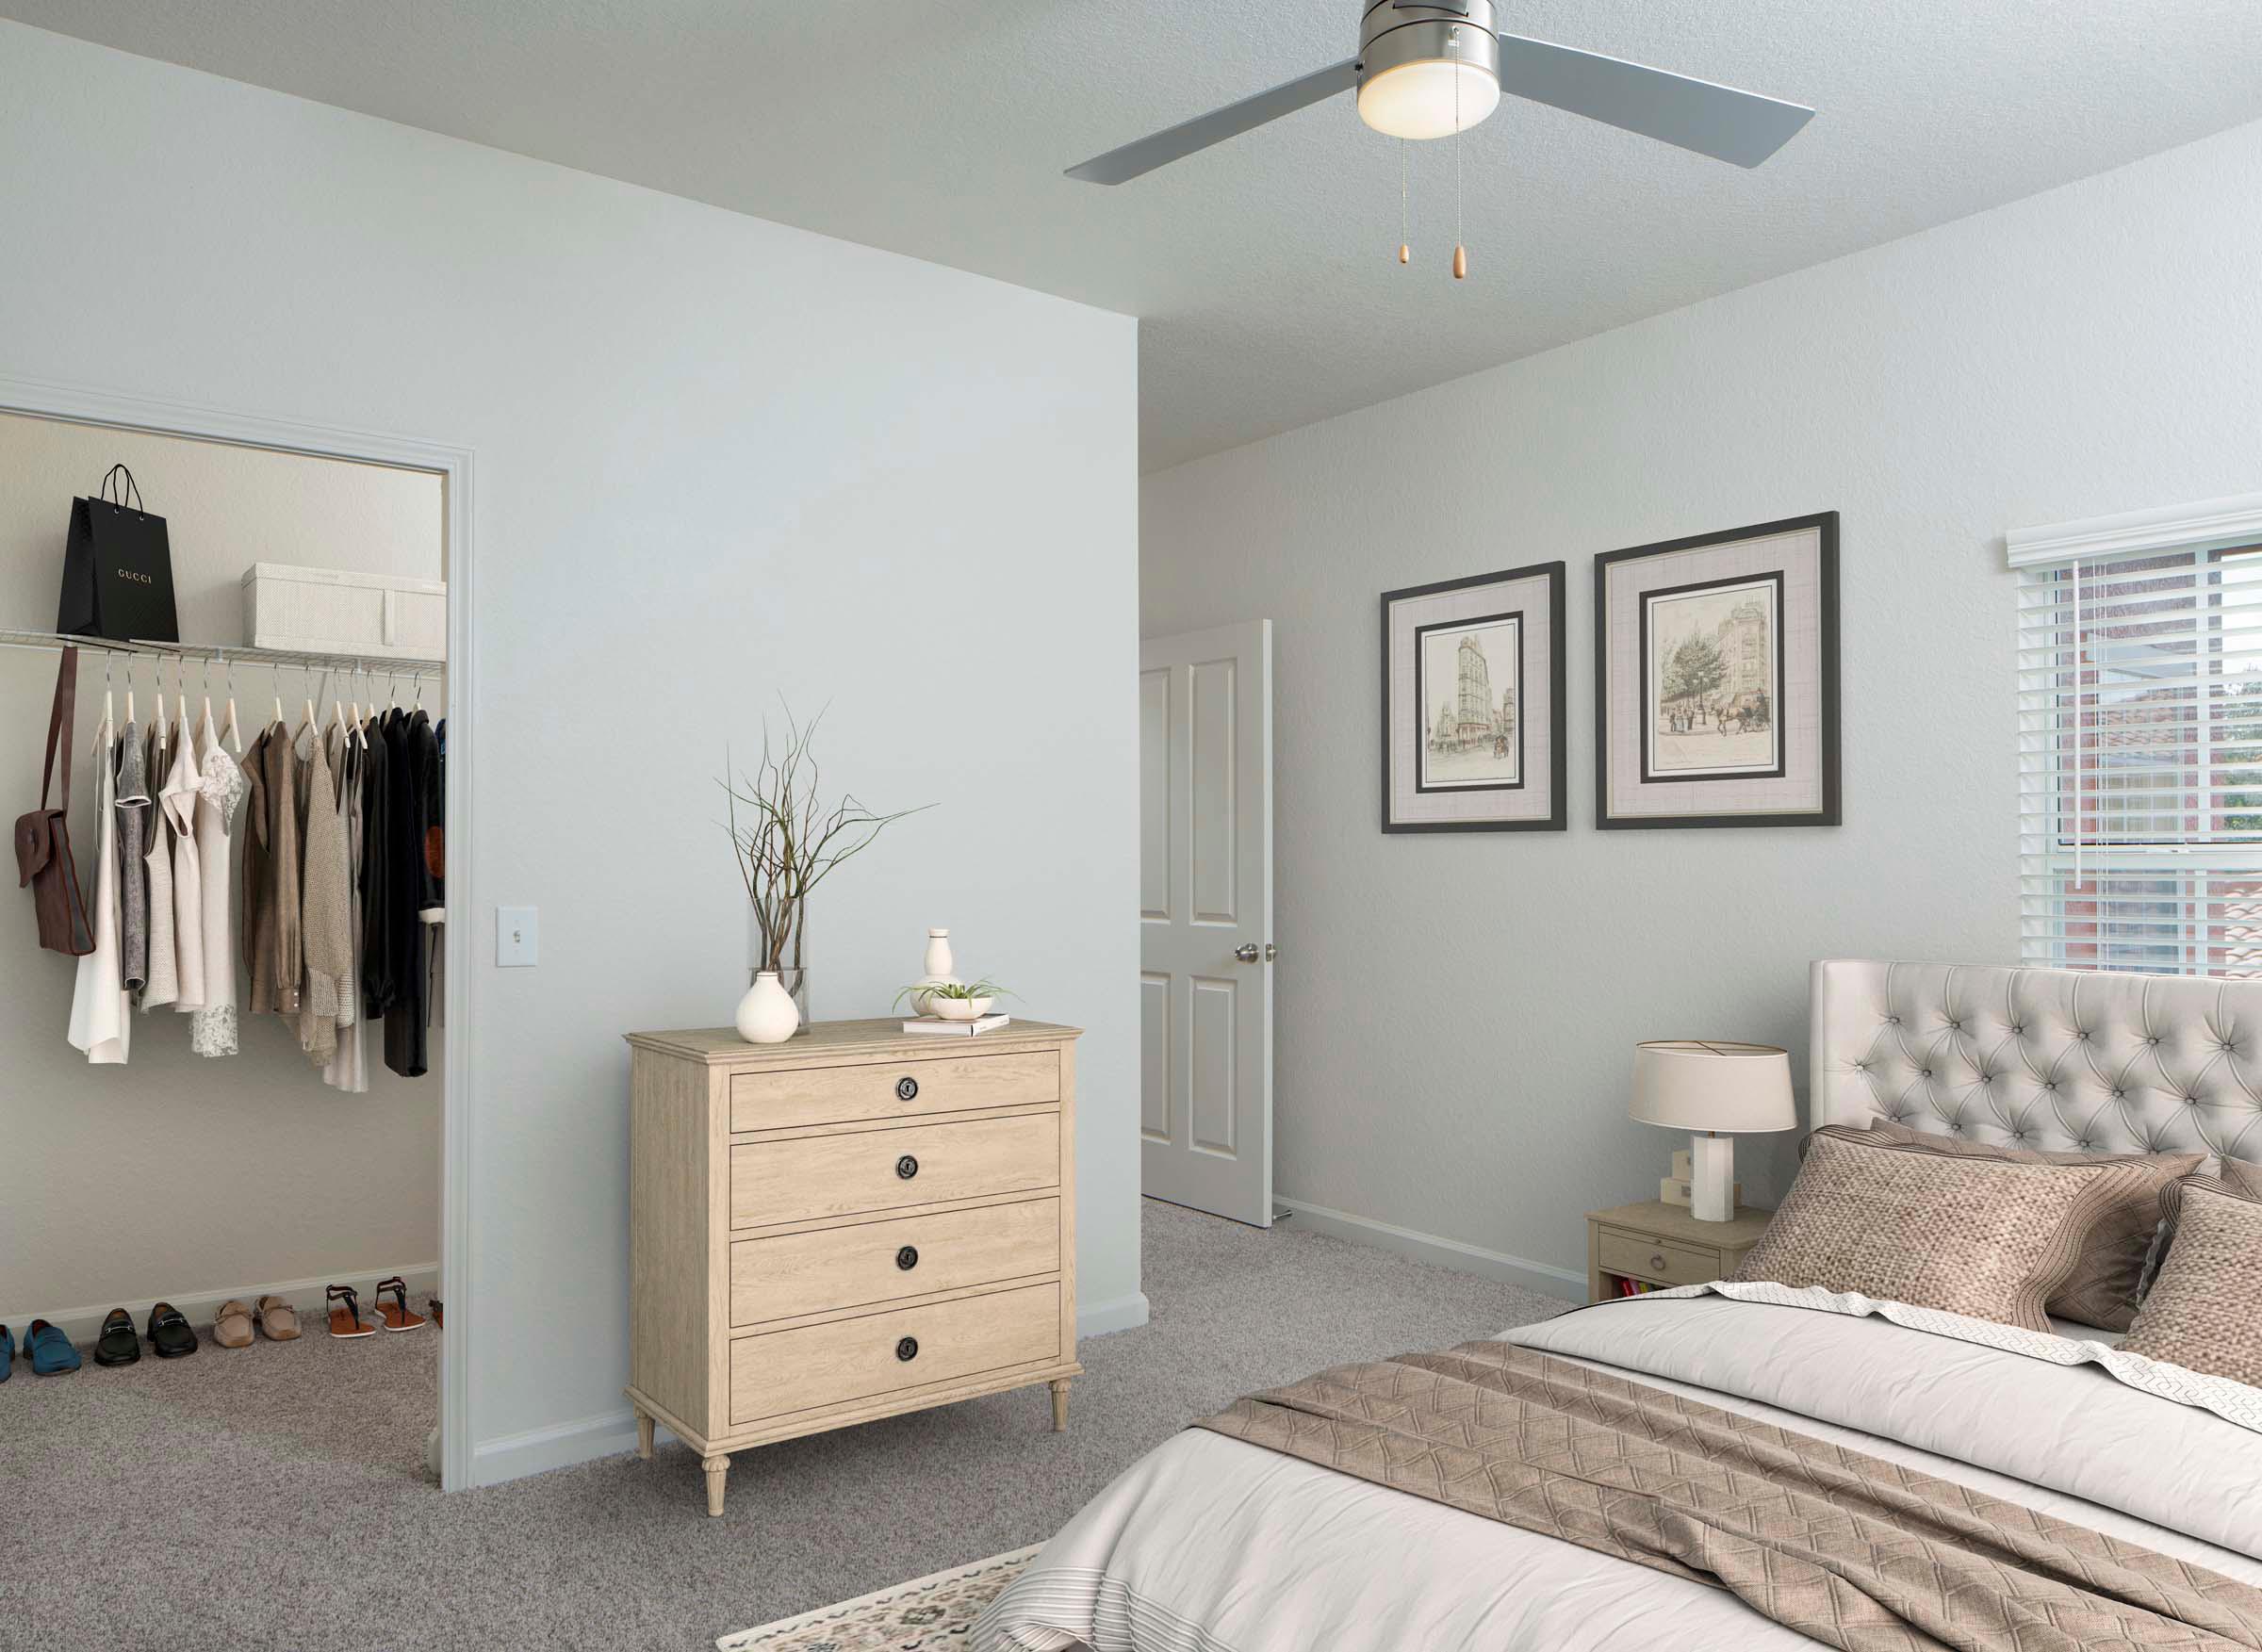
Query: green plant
893,977,1015,1013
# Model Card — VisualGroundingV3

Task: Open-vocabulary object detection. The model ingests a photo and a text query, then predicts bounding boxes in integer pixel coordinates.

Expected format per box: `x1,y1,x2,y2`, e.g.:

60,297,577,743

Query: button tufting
1921,1069,1933,1078
2149,1037,2160,1046
2113,1089,2125,1100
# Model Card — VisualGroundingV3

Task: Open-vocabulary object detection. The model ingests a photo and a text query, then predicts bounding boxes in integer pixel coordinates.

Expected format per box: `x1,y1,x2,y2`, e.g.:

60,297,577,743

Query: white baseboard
1077,1291,1150,1337
472,1407,664,1487
1277,1197,1584,1303
4,1261,440,1347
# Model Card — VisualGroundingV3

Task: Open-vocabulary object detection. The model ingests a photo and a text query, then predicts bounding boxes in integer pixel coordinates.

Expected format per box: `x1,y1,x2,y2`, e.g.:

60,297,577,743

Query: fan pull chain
1453,59,1467,280
1398,140,1410,265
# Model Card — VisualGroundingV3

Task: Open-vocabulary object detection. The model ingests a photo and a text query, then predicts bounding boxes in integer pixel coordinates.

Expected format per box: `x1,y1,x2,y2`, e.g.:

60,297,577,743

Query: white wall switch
497,905,538,967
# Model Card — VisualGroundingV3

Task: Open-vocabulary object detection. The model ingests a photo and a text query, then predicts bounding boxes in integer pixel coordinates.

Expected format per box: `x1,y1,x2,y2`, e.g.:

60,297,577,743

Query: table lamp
1630,1039,1796,1221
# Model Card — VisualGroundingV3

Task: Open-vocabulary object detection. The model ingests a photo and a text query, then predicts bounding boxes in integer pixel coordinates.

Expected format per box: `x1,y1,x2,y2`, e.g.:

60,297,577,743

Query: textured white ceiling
8,2,2260,469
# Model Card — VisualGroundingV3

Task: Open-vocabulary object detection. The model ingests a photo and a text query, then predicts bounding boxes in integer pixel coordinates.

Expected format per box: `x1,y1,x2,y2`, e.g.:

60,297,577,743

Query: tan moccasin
213,1300,254,1349
254,1295,302,1341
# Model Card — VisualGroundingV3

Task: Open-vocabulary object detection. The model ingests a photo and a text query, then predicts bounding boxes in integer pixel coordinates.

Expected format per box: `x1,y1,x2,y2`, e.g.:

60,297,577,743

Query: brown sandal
213,1300,254,1349
370,1277,427,1333
327,1284,375,1338
254,1296,301,1341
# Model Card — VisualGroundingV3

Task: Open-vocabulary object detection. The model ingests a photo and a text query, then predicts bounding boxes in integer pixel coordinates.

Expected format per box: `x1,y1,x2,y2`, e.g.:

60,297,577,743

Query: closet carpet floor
3,1201,1569,1651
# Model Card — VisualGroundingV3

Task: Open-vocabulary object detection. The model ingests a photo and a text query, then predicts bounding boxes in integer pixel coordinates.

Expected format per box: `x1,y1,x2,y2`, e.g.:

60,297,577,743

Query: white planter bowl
928,996,994,1022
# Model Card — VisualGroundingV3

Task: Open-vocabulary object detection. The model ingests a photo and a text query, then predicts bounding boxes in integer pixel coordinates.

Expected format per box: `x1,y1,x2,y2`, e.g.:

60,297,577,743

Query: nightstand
1587,1200,1775,1303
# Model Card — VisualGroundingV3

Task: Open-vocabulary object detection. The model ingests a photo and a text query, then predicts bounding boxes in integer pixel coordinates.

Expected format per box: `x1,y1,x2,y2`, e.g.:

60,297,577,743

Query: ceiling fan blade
1494,34,1813,168
1067,58,1359,185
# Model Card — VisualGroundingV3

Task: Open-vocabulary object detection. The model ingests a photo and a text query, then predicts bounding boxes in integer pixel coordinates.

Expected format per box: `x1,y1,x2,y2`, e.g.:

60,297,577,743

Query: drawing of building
1714,598,1769,695
1455,634,1494,744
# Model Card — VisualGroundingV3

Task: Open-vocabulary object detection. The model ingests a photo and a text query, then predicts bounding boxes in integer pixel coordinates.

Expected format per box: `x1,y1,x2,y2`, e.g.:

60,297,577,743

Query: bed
975,959,2262,1651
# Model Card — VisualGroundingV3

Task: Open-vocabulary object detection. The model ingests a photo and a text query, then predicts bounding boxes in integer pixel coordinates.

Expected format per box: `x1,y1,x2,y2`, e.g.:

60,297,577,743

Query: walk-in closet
1,406,449,1475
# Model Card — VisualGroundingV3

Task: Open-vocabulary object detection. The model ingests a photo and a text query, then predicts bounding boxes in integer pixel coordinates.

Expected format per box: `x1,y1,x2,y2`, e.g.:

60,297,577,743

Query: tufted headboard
1811,959,2262,1169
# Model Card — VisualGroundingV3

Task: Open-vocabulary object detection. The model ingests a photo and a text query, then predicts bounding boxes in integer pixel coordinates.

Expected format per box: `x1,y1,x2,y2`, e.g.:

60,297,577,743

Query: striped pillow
1734,1125,2161,1332
1858,1119,2200,1331
2123,1176,2262,1388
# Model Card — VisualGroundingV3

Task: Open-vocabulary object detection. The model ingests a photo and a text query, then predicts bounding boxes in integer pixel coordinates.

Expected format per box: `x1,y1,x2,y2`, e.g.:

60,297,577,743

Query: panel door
1138,620,1273,1225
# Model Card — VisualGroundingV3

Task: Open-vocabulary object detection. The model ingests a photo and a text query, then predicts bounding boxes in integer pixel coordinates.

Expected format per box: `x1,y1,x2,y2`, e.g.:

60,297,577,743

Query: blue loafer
25,1318,81,1375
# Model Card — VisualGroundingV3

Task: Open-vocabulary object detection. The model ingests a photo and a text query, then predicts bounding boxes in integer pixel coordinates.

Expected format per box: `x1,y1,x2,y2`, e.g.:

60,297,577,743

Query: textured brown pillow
1733,1125,2160,1332
2220,1158,2262,1200
2123,1176,2262,1387
1859,1119,2201,1331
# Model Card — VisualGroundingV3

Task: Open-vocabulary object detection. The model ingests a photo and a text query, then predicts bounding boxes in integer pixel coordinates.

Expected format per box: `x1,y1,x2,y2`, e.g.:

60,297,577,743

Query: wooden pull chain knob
1452,244,1467,281
1398,243,1410,266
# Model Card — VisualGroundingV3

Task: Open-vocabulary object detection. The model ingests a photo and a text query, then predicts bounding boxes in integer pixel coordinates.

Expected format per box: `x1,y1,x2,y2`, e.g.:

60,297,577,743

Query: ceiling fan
1066,0,1814,186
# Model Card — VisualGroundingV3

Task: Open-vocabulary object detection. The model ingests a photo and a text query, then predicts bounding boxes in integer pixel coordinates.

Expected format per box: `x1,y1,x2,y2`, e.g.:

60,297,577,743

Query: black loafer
93,1307,140,1366
146,1302,196,1360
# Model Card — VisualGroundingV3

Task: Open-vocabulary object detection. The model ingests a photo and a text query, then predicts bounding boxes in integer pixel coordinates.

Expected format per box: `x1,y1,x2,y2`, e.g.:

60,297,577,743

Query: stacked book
901,1014,1013,1038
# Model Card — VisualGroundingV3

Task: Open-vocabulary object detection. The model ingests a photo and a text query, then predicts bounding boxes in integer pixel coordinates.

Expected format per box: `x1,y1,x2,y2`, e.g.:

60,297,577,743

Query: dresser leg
1049,1378,1071,1433
702,1454,730,1517
635,1409,655,1461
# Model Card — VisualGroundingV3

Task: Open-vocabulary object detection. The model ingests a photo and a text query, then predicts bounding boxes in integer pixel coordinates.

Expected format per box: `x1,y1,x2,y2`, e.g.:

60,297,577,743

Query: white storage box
241,564,445,662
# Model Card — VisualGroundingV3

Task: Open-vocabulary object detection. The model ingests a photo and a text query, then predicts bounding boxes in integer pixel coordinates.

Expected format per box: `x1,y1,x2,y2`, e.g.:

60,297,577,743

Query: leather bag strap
40,646,76,813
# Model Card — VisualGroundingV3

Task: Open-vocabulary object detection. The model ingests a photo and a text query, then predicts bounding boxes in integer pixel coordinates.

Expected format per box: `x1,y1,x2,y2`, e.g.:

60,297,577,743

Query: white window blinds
2017,533,2262,976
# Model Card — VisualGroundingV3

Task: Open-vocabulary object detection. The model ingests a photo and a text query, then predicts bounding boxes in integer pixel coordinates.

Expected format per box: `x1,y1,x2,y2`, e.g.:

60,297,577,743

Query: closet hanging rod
0,627,448,679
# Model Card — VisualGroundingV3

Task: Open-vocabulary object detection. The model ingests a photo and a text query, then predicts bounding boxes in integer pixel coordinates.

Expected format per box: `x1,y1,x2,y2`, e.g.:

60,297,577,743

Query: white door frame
0,368,479,1491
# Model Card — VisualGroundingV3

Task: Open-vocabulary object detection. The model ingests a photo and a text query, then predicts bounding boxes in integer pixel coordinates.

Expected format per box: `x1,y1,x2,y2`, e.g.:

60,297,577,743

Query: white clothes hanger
222,652,243,754
90,650,114,756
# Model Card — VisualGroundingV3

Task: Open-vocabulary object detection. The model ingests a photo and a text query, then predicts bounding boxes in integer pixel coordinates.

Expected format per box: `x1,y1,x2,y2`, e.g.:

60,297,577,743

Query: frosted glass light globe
1356,58,1500,140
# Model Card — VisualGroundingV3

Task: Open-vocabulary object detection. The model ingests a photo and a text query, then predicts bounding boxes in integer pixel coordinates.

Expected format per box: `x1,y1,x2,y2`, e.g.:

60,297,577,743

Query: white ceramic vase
911,927,960,1016
735,971,801,1044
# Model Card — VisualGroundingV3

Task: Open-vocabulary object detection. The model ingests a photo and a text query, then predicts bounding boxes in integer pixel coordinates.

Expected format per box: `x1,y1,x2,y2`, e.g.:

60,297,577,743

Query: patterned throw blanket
1197,1343,2262,1651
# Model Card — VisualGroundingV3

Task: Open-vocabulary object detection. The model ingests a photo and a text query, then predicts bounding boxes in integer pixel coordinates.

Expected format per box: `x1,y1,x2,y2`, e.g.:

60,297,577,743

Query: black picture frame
1381,561,1567,833
1593,512,1840,830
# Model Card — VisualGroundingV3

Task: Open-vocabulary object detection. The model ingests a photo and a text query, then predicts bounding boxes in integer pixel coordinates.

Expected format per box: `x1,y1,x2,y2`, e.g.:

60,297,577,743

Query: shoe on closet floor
254,1296,301,1341
0,1323,10,1378
25,1320,82,1376
326,1284,375,1339
93,1309,139,1366
212,1300,254,1349
145,1301,197,1359
371,1277,426,1333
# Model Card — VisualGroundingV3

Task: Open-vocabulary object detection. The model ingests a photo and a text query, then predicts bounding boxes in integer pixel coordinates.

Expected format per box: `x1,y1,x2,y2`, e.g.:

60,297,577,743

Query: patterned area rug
715,1546,1041,1650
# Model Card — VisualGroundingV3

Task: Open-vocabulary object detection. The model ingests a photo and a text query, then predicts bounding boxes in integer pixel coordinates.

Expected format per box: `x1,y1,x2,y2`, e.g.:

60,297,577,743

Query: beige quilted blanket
1197,1343,2262,1652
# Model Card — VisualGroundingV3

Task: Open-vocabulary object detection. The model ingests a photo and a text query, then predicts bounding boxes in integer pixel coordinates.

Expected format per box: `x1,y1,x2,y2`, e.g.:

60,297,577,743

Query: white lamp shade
1629,1039,1796,1134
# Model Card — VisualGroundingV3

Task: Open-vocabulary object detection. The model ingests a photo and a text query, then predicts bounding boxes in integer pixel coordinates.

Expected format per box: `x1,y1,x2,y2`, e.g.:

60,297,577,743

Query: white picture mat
1604,525,1823,819
1389,569,1555,825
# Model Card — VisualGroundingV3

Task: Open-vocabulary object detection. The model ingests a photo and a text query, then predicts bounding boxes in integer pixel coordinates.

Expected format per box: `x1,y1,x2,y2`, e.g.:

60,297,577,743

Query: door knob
1234,942,1279,963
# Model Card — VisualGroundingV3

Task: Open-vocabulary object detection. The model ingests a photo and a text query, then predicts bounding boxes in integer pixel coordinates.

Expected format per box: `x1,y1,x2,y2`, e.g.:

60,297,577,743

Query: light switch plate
497,905,538,967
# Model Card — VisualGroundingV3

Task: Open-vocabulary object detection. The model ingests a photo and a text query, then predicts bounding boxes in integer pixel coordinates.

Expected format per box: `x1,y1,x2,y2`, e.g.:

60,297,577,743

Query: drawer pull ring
896,1335,919,1362
1650,1253,1666,1271
896,1076,920,1101
896,1245,920,1270
897,1154,920,1180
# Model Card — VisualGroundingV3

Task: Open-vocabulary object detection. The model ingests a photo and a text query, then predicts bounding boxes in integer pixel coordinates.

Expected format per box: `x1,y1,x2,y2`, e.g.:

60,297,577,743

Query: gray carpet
2,1200,1567,1650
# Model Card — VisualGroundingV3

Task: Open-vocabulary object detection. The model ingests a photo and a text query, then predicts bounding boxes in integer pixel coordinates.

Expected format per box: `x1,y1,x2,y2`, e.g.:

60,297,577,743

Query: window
2014,497,2262,976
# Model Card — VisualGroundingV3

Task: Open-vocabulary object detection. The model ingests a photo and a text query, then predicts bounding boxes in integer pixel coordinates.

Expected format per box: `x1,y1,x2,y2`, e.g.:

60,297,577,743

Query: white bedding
974,1296,2262,1652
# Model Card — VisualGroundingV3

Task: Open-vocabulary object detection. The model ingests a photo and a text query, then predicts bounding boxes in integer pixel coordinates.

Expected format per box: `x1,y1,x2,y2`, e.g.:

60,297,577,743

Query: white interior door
1139,620,1273,1226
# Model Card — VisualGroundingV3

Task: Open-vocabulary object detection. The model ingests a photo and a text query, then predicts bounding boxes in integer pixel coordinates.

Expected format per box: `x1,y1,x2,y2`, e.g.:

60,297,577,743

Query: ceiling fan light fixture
1355,57,1499,140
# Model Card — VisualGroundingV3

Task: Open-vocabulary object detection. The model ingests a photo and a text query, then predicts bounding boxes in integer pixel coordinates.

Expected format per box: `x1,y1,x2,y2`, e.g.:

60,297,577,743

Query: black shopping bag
57,464,178,642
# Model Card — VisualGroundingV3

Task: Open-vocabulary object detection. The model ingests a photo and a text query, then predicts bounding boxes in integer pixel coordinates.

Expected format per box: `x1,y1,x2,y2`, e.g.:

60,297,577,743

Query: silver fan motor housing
1357,0,1501,94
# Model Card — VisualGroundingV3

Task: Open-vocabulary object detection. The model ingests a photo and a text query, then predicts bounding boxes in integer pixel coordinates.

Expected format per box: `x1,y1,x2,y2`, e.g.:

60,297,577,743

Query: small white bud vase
911,927,960,1016
735,971,801,1044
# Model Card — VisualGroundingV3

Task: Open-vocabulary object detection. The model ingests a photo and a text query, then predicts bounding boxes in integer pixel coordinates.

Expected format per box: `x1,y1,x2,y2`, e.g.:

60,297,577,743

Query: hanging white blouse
161,720,205,1011
67,726,130,1063
190,712,246,1058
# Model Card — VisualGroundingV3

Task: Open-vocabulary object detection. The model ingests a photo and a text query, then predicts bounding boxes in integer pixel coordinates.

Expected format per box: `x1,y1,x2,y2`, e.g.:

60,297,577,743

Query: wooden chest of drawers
623,1019,1082,1515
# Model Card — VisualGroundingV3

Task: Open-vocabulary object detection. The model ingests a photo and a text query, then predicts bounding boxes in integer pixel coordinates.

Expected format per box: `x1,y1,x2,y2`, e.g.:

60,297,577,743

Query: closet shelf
0,626,447,678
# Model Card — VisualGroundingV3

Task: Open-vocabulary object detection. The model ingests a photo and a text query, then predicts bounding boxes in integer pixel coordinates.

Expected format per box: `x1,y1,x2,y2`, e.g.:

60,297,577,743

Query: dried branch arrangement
722,707,928,976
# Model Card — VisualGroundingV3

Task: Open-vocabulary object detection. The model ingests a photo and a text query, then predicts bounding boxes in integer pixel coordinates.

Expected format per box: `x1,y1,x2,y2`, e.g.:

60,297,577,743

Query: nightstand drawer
729,1197,1060,1326
1597,1227,1721,1287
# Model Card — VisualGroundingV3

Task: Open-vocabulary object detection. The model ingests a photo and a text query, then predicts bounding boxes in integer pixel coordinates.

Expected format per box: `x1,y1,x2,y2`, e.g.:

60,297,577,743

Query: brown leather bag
14,646,94,956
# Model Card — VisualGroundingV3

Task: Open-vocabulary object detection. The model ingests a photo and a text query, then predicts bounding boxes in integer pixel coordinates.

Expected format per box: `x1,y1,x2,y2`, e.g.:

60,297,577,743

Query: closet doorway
0,376,474,1490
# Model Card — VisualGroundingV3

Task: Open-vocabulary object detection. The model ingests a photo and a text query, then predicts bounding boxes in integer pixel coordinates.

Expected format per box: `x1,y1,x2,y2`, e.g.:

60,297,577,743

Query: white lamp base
1689,1133,1736,1222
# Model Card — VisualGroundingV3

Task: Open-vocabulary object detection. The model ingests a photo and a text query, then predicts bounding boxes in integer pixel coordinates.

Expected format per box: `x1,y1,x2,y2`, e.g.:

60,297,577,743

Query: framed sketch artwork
1594,513,1840,828
1381,561,1566,832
